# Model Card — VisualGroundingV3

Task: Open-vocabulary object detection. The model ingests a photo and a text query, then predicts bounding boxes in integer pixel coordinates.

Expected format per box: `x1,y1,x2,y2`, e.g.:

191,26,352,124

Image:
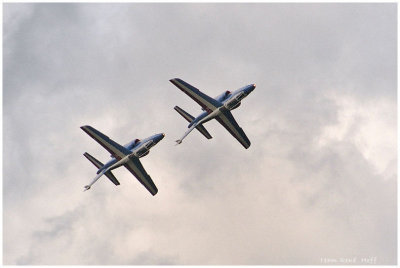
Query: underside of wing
216,110,251,149
124,157,158,195
81,125,131,160
170,78,222,113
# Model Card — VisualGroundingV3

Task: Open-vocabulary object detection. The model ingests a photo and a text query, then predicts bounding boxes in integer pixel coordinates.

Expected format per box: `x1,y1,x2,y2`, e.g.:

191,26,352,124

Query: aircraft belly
189,112,208,128
99,158,118,173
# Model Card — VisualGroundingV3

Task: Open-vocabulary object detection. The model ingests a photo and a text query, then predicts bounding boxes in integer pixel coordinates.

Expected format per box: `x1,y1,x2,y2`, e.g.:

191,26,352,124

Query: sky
3,3,397,265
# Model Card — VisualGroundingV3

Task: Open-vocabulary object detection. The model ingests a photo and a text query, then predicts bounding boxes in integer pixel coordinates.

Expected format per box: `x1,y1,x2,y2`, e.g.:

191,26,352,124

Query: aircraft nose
246,84,255,93
154,133,165,143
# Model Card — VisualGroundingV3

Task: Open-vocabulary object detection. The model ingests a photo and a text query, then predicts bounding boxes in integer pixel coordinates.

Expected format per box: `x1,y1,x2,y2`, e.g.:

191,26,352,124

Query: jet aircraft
81,125,164,195
170,78,255,149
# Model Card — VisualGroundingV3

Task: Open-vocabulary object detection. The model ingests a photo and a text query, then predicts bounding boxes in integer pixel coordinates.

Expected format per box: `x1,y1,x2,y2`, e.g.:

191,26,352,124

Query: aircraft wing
170,78,222,113
215,110,251,149
81,125,131,160
124,157,158,195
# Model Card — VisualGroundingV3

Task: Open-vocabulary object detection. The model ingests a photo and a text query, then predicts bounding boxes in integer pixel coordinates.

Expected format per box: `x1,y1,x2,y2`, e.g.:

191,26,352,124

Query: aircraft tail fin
83,152,120,186
174,106,212,139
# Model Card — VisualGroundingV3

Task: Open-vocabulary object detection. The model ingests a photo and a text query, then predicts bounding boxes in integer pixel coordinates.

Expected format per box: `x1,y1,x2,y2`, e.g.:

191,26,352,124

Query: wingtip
175,139,182,145
152,189,158,196
170,78,183,86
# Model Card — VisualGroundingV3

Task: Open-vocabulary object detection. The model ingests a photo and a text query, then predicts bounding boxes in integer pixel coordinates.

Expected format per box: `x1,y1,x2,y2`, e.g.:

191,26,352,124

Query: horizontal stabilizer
195,124,212,139
174,106,212,139
84,152,103,169
174,106,195,122
83,152,120,186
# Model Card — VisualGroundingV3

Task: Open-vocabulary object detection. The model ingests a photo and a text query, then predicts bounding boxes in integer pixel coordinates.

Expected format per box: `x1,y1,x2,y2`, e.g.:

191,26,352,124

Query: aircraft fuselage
97,133,164,174
190,84,255,127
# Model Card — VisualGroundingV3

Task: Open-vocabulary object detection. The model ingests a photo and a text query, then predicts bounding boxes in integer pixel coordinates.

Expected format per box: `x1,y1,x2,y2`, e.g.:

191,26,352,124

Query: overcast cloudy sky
3,3,397,265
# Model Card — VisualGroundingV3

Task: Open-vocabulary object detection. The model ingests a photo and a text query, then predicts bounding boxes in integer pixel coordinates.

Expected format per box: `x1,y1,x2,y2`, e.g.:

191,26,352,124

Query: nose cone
246,84,256,94
155,133,165,143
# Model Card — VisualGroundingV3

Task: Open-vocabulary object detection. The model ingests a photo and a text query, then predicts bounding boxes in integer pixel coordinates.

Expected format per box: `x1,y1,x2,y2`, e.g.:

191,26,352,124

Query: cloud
3,3,396,265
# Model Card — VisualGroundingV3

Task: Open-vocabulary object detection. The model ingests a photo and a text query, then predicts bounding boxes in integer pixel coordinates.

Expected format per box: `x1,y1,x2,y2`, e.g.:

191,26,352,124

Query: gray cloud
3,3,396,265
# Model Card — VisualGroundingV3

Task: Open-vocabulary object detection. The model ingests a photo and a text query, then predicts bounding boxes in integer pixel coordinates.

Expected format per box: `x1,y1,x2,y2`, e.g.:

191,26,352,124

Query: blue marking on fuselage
222,84,255,104
215,91,232,102
97,158,117,174
188,111,208,128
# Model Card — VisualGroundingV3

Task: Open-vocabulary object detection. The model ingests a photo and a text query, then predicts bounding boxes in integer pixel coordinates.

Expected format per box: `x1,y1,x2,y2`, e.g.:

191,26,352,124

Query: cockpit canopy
124,138,141,151
215,90,232,102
